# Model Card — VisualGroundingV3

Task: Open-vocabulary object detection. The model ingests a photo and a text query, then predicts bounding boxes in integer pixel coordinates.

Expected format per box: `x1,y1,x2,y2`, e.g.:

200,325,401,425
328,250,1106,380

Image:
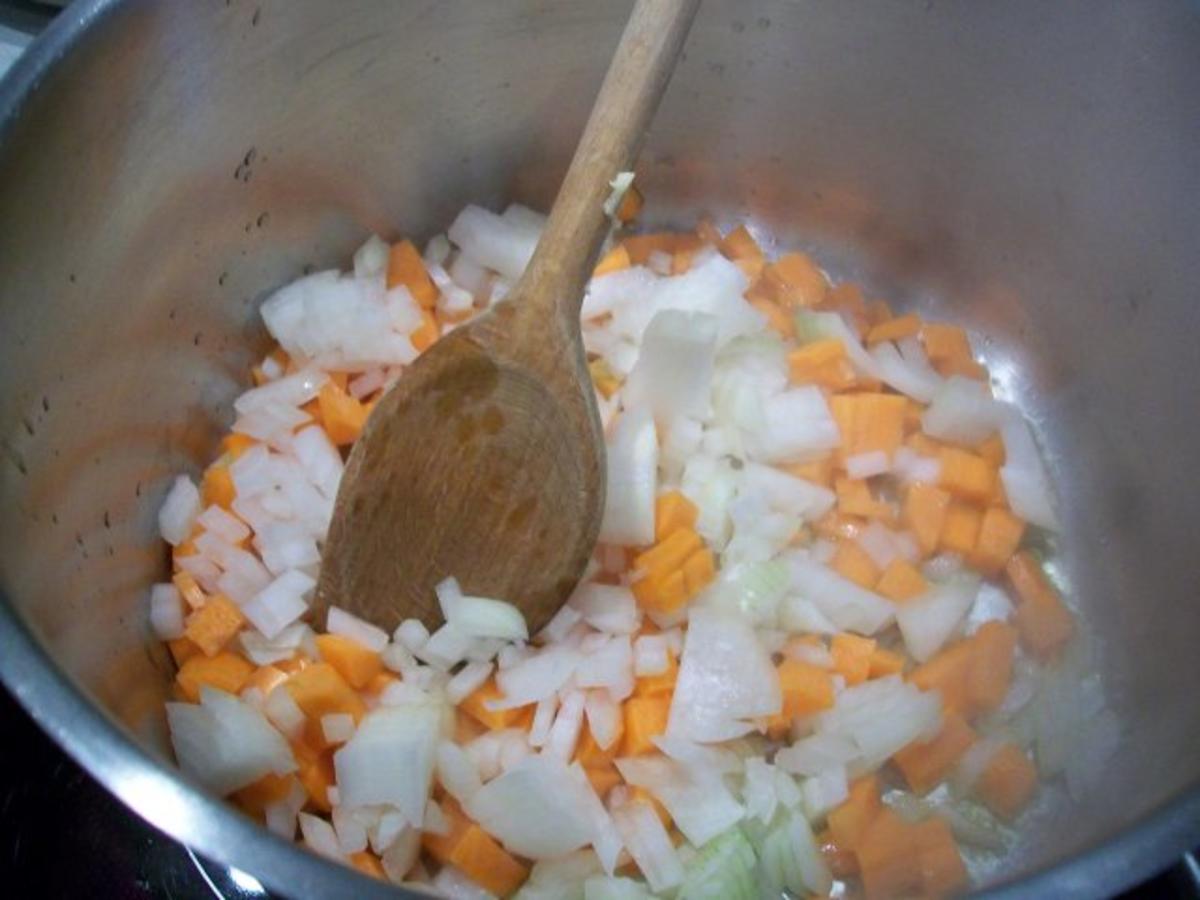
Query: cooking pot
1,1,1198,896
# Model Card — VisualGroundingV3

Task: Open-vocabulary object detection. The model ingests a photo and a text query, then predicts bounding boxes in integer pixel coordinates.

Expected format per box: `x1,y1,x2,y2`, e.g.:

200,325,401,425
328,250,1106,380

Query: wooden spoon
316,0,700,635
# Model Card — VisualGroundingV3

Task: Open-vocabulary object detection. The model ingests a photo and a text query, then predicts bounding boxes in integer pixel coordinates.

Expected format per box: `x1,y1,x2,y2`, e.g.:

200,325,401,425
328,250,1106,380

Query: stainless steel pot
2,1,1198,897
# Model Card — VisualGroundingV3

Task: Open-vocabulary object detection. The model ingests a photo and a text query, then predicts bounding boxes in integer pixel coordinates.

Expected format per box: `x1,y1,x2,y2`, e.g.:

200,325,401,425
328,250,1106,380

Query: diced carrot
1007,552,1075,660
835,477,892,522
623,694,671,756
821,838,861,880
681,548,715,595
768,252,828,308
914,816,969,896
622,232,701,265
172,570,208,610
967,621,1018,714
827,775,881,851
293,741,335,811
221,433,258,459
634,651,678,698
410,308,440,353
459,677,532,731
777,659,835,718
782,456,834,488
446,823,530,896
978,433,1006,467
921,322,976,376
788,339,857,391
576,720,622,769
866,313,922,346
387,239,438,308
672,248,694,274
176,651,254,702
943,355,990,381
422,798,472,861
173,536,198,566
584,764,623,799
868,647,906,678
365,671,398,695
314,633,383,690
285,663,367,747
875,559,929,603
748,296,796,339
454,709,486,744
909,639,973,715
349,851,387,880
970,506,1026,575
184,594,245,657
831,633,876,686
832,539,881,589
317,381,368,446
867,300,894,328
277,656,310,676
903,483,951,556
632,569,689,616
201,462,236,510
594,244,631,277
168,636,202,667
940,501,983,556
233,772,293,816
814,509,866,542
939,447,996,503
616,185,644,223
247,664,289,699
654,491,699,543
857,809,924,899
903,399,924,434
830,393,907,464
588,357,622,399
976,743,1038,821
635,528,702,579
719,224,763,262
892,713,978,794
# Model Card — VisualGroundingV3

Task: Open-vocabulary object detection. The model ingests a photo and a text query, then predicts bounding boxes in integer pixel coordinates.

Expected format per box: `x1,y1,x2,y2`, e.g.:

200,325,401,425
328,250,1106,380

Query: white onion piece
241,569,314,640
922,376,1005,445
446,661,494,705
299,812,346,861
784,555,895,635
609,797,684,893
999,411,1060,530
624,310,718,423
667,607,781,743
394,618,430,653
896,577,979,662
545,690,587,763
333,701,442,826
846,450,890,480
493,644,582,709
869,340,942,403
569,583,640,635
327,605,389,653
466,755,596,859
436,740,484,806
633,634,669,677
321,713,355,745
614,754,744,847
167,688,296,796
158,475,201,546
599,405,658,547
574,636,635,700
149,583,185,640
448,204,537,281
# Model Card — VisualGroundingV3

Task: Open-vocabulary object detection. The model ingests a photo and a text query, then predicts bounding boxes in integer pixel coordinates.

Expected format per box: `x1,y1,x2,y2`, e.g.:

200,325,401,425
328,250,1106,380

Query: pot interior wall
1,0,1198,890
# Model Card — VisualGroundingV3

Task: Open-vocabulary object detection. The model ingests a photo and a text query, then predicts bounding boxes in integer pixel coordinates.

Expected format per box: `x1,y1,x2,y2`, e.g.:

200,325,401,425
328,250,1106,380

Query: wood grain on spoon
316,0,700,634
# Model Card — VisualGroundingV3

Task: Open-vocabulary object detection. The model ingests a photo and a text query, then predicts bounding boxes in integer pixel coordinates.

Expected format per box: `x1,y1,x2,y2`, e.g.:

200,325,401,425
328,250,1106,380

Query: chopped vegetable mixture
153,190,1115,898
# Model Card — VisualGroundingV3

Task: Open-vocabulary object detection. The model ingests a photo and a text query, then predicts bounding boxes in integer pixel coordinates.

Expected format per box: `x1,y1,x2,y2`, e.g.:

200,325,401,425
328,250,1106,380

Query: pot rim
1,3,1197,898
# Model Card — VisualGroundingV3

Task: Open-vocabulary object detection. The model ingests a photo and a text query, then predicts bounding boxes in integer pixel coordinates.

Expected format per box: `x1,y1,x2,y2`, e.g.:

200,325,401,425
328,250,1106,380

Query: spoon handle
515,0,700,324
